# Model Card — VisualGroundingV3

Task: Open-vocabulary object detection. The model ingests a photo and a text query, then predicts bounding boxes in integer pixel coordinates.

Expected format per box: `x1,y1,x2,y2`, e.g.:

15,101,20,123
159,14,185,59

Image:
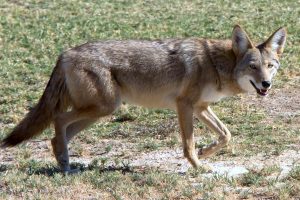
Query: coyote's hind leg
66,118,97,142
51,108,99,173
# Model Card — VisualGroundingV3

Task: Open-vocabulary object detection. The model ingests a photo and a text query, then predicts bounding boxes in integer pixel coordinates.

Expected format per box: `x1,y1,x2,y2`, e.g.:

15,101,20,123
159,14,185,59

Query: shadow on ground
0,162,134,176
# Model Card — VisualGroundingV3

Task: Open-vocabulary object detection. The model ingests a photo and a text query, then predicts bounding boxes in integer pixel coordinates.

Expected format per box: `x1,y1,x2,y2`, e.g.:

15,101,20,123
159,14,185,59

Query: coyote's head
232,25,287,96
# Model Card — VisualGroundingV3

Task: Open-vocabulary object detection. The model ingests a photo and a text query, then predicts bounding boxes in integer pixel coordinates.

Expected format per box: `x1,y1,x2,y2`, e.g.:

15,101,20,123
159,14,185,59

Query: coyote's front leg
195,106,231,158
176,99,212,171
176,98,200,168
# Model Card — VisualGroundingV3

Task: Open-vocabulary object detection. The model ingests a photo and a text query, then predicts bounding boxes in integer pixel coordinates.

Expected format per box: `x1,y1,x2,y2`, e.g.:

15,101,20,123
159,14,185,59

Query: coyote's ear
232,25,254,57
264,27,287,56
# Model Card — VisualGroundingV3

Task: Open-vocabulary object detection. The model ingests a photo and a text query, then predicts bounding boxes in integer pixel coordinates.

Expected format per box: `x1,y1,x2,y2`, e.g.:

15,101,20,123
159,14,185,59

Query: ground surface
0,0,299,199
1,81,299,200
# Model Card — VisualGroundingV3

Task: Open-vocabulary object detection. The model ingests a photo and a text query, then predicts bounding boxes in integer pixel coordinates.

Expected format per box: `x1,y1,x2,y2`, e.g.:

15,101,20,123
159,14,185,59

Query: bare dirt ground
1,83,299,180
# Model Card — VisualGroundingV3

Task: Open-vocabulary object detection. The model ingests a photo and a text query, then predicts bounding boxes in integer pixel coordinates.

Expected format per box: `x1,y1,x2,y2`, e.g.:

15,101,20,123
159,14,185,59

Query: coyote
2,25,286,173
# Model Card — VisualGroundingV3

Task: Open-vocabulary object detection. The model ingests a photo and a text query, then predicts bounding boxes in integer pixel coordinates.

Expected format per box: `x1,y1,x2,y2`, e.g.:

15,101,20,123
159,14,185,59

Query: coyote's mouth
250,80,268,96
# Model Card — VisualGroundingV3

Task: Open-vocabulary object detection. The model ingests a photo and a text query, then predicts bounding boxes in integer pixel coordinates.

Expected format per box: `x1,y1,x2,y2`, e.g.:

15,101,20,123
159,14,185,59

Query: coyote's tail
1,56,70,147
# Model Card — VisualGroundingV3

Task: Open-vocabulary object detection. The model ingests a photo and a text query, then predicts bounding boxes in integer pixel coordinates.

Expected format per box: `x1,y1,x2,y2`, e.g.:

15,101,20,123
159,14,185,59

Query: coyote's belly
120,87,178,110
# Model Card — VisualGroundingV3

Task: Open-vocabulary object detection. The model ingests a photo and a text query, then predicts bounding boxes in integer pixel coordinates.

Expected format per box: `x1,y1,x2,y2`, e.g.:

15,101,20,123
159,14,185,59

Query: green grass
0,0,299,199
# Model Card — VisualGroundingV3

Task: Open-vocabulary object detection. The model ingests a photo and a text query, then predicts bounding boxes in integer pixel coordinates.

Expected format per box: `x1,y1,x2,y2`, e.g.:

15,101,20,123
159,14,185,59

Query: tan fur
1,25,287,173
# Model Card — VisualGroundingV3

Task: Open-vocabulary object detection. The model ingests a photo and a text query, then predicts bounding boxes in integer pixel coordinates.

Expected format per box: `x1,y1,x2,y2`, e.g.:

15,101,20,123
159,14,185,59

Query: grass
0,0,299,199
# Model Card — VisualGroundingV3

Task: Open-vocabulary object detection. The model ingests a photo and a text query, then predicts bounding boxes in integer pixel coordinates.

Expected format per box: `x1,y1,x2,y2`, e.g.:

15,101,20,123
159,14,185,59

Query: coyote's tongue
250,81,268,96
258,89,268,96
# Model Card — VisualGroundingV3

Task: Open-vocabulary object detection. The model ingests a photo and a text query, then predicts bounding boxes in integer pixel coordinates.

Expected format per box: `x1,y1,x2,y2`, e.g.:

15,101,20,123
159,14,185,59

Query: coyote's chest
199,85,231,103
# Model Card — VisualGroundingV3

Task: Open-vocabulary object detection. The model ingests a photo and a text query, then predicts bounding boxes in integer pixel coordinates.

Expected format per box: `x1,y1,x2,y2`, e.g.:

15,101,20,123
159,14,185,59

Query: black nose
262,81,271,88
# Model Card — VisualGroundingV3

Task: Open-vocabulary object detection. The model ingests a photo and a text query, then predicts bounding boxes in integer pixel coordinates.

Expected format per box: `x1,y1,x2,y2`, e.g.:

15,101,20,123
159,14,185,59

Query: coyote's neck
207,39,244,95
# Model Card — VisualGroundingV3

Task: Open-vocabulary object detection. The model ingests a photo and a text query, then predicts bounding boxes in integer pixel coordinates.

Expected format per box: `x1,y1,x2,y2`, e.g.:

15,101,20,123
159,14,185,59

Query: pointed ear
232,25,254,57
264,27,287,55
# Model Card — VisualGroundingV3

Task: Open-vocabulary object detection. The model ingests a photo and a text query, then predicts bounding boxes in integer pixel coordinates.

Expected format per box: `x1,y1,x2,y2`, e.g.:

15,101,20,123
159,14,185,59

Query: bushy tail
1,56,70,147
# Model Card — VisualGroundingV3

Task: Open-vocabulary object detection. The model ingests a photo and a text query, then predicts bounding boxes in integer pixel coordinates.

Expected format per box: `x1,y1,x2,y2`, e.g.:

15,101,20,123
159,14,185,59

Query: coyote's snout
2,25,287,173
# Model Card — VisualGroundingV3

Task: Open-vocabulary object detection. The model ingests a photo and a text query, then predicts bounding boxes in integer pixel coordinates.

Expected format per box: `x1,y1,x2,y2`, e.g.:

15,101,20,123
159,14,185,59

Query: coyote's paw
198,164,213,173
198,147,213,159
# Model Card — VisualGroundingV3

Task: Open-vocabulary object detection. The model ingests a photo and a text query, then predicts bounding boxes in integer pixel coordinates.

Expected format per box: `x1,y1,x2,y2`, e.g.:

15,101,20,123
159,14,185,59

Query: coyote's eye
267,64,274,68
249,64,257,70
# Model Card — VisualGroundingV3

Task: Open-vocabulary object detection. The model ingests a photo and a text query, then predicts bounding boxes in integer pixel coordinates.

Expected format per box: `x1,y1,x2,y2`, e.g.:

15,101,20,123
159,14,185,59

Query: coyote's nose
262,81,271,88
